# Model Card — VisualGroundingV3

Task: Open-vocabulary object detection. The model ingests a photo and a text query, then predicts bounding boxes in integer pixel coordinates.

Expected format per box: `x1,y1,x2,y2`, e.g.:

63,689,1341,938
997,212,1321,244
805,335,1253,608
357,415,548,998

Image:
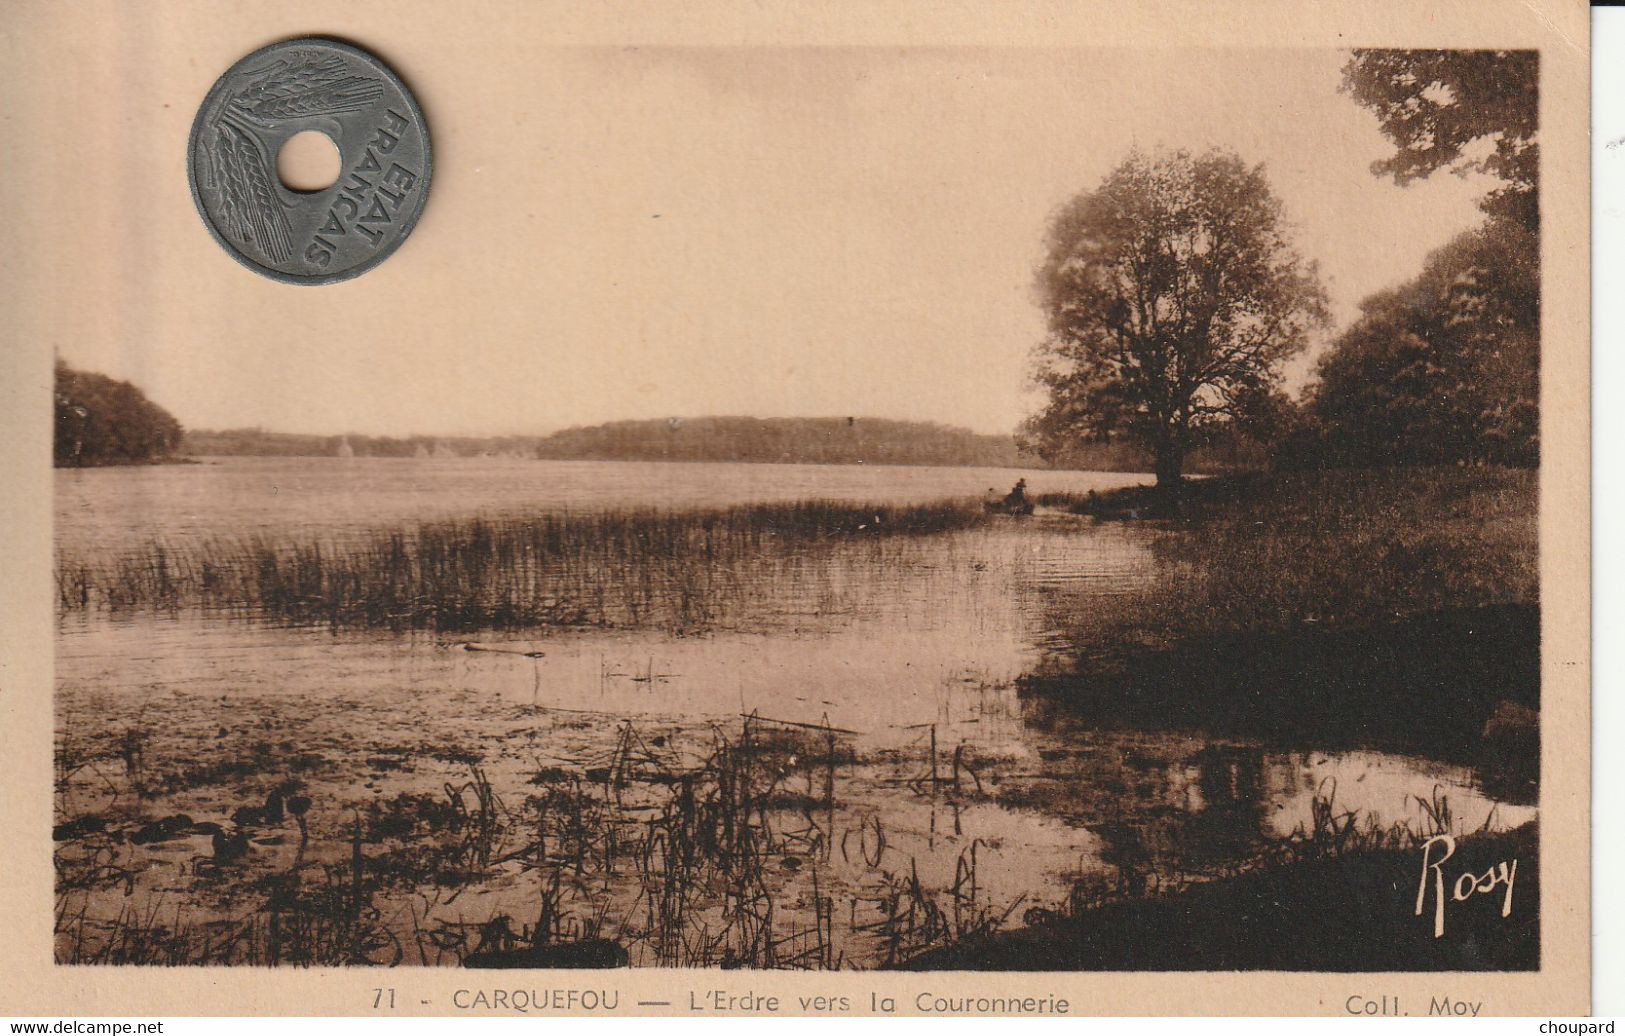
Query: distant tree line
185,417,1265,475
530,417,1037,468
187,418,1058,469
54,360,183,467
183,428,541,459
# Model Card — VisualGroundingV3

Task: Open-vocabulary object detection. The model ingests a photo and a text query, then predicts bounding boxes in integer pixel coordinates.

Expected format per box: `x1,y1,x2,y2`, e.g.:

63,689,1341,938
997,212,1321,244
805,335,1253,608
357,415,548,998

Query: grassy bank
1020,604,1538,798
1023,466,1538,784
55,499,983,633
899,822,1537,971
1038,465,1536,640
953,466,1544,970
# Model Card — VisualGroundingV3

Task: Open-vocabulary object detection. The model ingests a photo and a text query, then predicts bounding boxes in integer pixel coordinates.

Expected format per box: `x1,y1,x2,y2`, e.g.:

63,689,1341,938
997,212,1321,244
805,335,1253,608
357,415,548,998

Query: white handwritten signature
1414,834,1517,938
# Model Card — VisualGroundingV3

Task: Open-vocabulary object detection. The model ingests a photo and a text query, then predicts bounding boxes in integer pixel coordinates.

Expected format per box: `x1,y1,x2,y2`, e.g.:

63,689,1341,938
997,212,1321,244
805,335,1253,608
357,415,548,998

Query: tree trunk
1153,441,1184,513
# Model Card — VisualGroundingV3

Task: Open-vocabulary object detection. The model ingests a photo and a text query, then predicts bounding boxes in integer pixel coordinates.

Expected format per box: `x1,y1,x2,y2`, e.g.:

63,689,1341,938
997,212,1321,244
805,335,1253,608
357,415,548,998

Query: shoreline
897,822,1538,971
50,464,1541,969
925,466,1542,972
1019,602,1539,796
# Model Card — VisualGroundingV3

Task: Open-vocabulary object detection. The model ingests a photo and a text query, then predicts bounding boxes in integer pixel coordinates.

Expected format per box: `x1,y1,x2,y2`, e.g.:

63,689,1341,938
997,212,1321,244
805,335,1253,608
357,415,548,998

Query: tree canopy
1028,149,1328,493
1306,217,1538,467
1341,49,1538,231
1306,49,1540,469
55,360,184,467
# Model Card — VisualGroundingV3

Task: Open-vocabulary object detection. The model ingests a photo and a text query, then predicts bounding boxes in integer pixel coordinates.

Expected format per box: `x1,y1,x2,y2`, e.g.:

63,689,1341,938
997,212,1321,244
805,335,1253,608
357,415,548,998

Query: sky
60,45,1497,437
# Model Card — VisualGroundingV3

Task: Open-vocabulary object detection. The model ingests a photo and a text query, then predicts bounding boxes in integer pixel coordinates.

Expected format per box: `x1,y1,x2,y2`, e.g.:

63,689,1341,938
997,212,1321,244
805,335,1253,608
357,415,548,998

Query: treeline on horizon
534,416,1027,467
181,417,1148,471
51,364,1249,474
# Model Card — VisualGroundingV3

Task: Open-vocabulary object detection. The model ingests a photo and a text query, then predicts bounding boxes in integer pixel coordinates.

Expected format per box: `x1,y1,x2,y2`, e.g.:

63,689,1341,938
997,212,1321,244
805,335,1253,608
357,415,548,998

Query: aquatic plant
56,499,985,633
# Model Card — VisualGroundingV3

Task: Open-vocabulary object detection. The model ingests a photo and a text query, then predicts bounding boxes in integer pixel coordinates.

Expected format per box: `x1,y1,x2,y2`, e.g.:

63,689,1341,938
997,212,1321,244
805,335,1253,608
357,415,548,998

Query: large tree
1308,217,1538,467
1029,149,1328,497
1341,49,1538,232
1315,49,1540,468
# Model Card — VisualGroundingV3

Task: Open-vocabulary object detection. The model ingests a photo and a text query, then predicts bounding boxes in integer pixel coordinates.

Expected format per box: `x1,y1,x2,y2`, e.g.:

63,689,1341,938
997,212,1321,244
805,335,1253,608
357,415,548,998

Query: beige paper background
0,0,1590,1016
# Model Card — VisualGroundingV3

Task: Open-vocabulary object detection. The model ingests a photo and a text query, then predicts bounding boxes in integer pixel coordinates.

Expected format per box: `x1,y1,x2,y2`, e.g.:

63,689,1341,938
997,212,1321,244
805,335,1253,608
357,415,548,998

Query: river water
53,458,1533,968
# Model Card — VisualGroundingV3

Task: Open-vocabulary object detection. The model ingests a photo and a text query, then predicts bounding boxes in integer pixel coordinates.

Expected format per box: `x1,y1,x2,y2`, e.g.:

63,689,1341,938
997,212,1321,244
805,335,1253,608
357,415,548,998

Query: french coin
187,38,431,285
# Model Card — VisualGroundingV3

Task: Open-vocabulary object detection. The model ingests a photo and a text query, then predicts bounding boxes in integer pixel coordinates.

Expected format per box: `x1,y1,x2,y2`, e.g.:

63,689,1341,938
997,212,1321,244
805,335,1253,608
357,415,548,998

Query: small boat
984,479,1035,516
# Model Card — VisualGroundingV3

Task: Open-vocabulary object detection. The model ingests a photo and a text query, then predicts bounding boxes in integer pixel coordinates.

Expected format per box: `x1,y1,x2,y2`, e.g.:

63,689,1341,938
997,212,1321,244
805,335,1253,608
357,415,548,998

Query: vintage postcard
0,0,1591,1018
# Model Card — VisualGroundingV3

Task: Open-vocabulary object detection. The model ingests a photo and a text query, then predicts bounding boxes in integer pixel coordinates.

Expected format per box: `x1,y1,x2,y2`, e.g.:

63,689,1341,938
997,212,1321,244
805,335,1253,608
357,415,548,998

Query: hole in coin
275,130,341,192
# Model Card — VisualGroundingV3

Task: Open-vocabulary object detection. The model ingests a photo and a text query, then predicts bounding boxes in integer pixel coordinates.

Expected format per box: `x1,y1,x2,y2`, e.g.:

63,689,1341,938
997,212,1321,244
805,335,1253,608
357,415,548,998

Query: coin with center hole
187,38,431,285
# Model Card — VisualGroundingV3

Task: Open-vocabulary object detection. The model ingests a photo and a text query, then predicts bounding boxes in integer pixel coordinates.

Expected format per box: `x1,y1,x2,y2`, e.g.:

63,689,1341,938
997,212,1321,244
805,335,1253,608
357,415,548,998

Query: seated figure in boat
985,479,1034,515
1004,478,1034,514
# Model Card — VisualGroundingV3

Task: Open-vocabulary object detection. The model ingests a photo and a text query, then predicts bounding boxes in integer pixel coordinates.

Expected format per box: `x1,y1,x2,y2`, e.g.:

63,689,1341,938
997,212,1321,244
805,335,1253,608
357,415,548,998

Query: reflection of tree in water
1180,745,1276,867
1091,744,1276,892
1001,692,1290,885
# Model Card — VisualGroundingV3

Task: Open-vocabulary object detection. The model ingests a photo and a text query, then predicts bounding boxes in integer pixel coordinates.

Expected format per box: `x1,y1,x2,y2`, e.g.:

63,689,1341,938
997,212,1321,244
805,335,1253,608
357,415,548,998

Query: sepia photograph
0,0,1595,1019
42,41,1554,974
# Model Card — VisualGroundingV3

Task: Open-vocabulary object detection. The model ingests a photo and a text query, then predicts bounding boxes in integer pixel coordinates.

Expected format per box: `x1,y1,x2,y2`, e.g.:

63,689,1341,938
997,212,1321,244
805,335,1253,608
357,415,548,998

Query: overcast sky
63,46,1495,437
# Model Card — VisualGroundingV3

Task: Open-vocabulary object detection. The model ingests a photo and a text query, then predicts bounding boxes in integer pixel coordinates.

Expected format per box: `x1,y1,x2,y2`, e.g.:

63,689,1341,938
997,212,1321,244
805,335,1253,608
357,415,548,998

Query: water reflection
54,498,1536,967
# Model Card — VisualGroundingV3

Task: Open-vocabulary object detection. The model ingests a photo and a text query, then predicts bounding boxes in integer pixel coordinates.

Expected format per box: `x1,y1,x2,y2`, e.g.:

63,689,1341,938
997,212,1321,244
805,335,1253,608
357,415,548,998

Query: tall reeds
56,499,984,633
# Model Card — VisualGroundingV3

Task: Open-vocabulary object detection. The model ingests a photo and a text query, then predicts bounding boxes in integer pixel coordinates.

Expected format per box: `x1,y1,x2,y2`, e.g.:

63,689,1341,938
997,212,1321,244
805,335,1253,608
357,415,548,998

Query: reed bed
53,715,1027,969
55,499,985,632
53,716,1510,969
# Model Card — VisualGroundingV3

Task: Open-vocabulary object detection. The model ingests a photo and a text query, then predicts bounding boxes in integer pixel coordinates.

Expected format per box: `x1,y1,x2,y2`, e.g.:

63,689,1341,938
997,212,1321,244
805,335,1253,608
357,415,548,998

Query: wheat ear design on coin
229,53,386,126
208,120,295,264
203,51,385,264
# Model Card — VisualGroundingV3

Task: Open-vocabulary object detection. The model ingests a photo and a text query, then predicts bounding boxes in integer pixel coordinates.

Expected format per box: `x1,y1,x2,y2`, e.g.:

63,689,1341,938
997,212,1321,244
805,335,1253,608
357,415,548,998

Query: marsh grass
1021,467,1540,779
54,726,1518,969
1036,466,1536,647
54,716,1008,969
54,823,400,967
56,499,984,633
1061,467,1533,634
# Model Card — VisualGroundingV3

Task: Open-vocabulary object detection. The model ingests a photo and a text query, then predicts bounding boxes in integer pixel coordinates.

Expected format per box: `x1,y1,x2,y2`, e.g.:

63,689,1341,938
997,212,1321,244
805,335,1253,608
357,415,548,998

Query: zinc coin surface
187,38,431,284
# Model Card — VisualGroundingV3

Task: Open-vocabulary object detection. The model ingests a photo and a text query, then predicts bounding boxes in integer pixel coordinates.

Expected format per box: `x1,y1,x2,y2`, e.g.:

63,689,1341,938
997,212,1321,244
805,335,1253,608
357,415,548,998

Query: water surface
53,458,1533,967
